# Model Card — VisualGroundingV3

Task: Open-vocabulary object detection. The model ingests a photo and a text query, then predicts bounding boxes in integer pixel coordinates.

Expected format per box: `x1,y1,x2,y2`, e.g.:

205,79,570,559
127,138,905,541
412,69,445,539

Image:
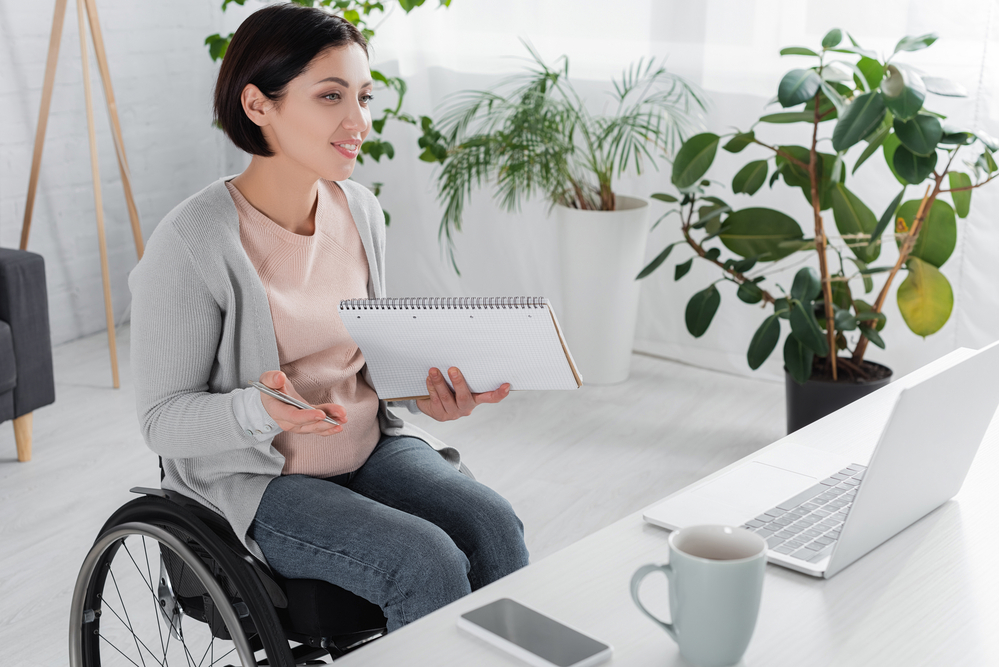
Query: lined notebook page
339,297,581,400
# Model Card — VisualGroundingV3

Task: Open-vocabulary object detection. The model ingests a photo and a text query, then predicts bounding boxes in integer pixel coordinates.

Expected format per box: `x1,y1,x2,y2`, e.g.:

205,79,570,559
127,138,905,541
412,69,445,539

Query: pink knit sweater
227,180,382,476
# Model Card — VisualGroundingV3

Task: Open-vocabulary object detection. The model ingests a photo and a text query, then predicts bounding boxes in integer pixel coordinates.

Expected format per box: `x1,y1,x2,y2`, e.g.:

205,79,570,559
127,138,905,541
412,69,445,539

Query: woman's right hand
258,371,346,436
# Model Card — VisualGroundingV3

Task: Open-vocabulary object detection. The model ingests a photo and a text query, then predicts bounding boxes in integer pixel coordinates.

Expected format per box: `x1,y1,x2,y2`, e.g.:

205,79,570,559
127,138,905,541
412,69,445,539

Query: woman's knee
384,524,471,628
464,489,530,575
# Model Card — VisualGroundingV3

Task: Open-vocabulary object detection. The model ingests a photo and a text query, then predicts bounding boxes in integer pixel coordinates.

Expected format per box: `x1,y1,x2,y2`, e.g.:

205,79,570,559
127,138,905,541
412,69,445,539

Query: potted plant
637,29,998,431
425,43,705,383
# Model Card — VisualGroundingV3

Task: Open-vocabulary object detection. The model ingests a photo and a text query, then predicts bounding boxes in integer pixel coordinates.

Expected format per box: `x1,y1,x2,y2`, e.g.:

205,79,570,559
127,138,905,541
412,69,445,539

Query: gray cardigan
129,176,459,562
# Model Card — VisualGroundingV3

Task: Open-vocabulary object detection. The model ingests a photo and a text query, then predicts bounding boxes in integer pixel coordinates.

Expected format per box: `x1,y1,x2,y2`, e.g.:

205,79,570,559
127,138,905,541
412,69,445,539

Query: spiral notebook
339,297,582,401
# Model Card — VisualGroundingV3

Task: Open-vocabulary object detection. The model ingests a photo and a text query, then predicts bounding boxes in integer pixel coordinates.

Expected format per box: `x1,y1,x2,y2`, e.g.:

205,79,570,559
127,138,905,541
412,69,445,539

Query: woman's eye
361,94,374,104
324,92,341,101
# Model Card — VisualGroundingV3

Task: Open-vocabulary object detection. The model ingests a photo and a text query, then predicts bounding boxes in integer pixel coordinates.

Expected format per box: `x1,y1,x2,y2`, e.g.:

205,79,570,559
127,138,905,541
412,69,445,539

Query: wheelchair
69,479,389,666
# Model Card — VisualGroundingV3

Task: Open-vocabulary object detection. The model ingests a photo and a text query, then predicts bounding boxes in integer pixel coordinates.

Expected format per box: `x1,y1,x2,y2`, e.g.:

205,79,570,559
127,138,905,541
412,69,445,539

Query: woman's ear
240,83,272,128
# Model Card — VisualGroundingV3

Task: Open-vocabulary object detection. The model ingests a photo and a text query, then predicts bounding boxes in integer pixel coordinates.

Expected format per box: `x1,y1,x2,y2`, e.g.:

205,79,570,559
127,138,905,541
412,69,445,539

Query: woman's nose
342,102,367,133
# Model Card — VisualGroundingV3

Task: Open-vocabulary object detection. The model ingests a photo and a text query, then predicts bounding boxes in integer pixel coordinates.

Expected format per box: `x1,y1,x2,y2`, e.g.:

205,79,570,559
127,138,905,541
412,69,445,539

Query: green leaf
748,315,781,370
832,92,887,152
205,33,233,61
723,131,756,153
781,47,820,57
778,69,823,108
636,243,676,280
371,118,386,134
831,183,880,262
854,299,886,332
856,57,884,90
685,285,721,337
732,161,769,195
651,193,679,203
760,111,818,124
849,257,874,293
834,306,858,331
790,267,822,301
774,146,841,210
672,134,720,190
822,28,844,48
859,324,885,349
893,115,943,157
718,208,805,261
893,145,938,184
830,278,852,310
737,281,764,304
774,297,791,319
852,123,892,175
881,66,926,121
881,133,909,185
790,299,830,356
948,172,972,218
732,257,758,273
894,33,939,54
675,258,693,280
784,335,815,384
922,76,968,97
981,150,998,173
897,257,953,336
974,131,999,152
868,187,906,254
896,199,957,268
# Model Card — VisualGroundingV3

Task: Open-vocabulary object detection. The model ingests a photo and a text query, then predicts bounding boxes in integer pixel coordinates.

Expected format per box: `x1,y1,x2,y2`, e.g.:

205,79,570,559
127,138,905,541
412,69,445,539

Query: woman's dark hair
214,4,368,156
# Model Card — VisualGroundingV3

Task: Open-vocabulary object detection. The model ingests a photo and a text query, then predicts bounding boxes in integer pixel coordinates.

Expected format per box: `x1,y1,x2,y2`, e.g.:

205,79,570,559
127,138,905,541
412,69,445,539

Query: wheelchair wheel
70,517,295,667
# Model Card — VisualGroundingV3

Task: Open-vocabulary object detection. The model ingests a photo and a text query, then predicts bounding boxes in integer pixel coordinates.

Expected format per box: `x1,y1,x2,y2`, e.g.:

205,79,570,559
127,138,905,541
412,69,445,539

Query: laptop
643,341,999,578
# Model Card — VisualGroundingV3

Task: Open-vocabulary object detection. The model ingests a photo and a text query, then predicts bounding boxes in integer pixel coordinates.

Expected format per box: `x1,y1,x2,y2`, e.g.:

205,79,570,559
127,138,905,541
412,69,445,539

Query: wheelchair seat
69,486,388,666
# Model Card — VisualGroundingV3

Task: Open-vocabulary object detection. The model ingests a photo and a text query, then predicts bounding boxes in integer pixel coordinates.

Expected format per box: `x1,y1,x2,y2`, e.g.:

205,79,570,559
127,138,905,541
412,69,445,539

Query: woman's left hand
416,367,510,422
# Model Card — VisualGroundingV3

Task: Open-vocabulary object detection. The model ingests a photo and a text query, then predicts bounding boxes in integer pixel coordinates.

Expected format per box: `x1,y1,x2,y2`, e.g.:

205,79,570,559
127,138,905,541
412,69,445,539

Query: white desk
335,374,999,667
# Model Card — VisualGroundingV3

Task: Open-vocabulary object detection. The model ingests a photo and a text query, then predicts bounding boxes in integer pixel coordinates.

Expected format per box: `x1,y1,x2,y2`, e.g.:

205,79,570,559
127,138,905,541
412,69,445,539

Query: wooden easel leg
83,0,144,260
78,0,120,389
21,0,68,251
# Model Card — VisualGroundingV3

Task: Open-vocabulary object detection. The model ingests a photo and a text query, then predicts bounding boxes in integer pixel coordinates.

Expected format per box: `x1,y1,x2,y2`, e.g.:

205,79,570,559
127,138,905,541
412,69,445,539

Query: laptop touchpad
696,462,817,512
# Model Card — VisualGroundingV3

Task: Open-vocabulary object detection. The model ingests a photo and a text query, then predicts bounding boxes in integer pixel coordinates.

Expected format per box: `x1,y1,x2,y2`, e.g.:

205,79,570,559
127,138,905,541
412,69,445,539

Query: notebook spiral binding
339,296,549,310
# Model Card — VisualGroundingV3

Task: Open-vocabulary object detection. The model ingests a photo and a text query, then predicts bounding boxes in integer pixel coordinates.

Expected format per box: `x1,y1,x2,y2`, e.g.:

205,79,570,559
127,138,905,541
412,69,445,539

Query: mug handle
630,563,677,641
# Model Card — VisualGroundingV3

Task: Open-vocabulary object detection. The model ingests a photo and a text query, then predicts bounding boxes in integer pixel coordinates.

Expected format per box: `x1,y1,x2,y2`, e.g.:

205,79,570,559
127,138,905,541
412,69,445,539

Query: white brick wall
0,0,259,347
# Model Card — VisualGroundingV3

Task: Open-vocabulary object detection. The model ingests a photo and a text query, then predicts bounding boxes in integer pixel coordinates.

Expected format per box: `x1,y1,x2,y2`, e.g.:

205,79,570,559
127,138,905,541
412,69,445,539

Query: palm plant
427,43,706,271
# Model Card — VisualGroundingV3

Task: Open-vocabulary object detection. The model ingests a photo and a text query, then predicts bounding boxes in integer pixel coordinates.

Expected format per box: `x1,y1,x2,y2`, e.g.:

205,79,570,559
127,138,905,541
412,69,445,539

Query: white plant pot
556,196,650,385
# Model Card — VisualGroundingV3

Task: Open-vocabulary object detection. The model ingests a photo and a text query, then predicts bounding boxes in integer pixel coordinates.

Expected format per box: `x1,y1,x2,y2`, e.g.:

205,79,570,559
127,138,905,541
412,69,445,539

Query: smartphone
249,381,340,426
457,598,612,667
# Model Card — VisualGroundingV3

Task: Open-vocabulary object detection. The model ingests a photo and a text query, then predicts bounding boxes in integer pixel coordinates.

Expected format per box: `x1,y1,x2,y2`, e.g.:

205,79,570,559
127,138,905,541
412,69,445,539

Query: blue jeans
249,435,530,631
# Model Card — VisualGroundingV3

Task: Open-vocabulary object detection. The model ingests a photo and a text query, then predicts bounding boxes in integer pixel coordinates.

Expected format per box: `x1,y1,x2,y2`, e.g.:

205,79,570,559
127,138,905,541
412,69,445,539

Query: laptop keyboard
740,464,867,564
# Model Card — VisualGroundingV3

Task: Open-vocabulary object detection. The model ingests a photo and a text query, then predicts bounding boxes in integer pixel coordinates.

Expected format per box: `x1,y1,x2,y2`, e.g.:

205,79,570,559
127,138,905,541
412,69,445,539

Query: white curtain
352,0,999,382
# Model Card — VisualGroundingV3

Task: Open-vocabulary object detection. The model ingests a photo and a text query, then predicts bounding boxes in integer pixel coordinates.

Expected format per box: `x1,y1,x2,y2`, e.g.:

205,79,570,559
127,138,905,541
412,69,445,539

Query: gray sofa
0,248,55,461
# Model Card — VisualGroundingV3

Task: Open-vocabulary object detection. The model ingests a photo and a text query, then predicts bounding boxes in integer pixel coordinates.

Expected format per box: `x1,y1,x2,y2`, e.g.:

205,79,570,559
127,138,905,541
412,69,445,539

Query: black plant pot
784,362,893,433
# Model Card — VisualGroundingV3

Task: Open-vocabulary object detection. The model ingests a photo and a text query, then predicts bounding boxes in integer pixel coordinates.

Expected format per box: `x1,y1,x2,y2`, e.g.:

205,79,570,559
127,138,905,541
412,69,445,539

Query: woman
129,4,529,632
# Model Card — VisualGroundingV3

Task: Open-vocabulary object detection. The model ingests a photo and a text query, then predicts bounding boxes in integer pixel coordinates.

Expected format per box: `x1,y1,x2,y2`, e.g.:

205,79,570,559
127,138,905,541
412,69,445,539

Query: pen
249,381,341,426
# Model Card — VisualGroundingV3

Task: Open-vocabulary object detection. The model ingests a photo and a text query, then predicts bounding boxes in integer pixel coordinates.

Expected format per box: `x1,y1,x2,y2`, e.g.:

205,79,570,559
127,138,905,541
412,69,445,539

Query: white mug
631,525,767,667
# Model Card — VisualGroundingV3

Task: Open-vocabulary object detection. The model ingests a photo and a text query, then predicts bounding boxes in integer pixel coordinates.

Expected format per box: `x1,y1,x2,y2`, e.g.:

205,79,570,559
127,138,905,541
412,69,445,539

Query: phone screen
460,598,609,667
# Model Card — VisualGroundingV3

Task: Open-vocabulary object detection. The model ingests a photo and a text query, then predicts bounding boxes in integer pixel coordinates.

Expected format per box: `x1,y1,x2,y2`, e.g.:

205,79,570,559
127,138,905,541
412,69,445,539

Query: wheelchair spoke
98,632,145,667
207,644,237,667
108,566,152,667
141,536,169,659
98,589,167,667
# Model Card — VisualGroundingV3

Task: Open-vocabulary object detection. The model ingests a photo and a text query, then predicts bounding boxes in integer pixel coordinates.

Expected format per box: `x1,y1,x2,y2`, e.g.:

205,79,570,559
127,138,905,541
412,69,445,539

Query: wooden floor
0,326,785,665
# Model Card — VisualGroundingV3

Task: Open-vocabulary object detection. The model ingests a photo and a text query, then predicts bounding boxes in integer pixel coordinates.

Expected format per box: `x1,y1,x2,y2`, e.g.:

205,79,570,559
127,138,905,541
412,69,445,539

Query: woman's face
256,44,373,182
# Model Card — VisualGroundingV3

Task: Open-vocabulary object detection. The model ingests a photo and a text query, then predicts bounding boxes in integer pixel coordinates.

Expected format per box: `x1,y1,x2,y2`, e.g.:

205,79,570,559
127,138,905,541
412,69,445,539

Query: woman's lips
332,141,360,159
